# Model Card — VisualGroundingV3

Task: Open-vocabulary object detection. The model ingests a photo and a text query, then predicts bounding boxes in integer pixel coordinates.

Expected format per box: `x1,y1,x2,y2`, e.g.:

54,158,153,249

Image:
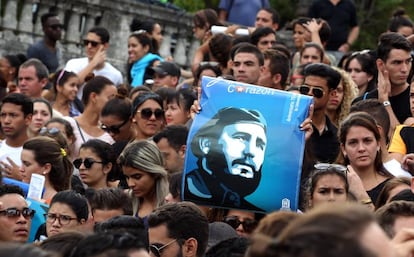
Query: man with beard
185,107,267,211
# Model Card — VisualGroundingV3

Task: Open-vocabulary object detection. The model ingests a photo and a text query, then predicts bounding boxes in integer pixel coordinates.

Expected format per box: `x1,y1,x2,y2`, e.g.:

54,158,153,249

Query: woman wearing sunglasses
118,140,168,221
338,112,393,206
305,163,349,210
100,96,135,143
44,190,90,238
21,136,73,203
132,92,164,141
73,139,116,190
223,209,262,238
65,76,116,159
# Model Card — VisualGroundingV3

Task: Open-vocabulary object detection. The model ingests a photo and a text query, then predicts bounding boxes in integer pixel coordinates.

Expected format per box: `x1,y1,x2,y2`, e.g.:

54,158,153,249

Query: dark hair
375,177,411,209
167,172,182,199
89,188,133,215
303,63,341,89
291,17,331,45
53,69,78,89
233,44,264,66
300,42,324,62
1,93,33,117
206,237,249,257
193,8,220,29
344,50,377,92
41,13,58,27
23,136,72,192
0,243,58,257
350,99,391,144
166,89,196,114
80,139,116,166
377,32,412,61
88,26,110,43
101,96,132,122
40,231,85,257
94,215,148,247
248,203,377,257
209,33,233,68
254,211,299,237
153,125,189,152
131,92,163,115
129,31,153,51
250,27,276,46
20,58,49,80
260,8,280,24
3,54,24,71
148,202,209,257
70,232,147,257
193,63,222,88
0,184,24,197
388,8,414,33
376,200,414,237
49,190,89,222
130,18,157,33
81,76,114,106
263,49,290,88
338,112,391,177
45,117,76,142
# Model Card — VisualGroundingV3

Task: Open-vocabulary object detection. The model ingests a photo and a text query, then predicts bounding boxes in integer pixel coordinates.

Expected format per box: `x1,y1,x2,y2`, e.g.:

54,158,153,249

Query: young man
0,184,34,243
65,26,123,99
258,48,290,90
232,44,264,85
27,12,62,73
153,125,188,174
151,62,181,90
0,93,33,175
255,8,279,31
18,59,49,98
250,27,276,52
300,63,341,163
148,202,209,257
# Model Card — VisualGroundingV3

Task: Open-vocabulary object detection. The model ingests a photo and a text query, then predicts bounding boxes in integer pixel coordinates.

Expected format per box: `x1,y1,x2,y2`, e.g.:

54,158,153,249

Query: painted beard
205,146,261,197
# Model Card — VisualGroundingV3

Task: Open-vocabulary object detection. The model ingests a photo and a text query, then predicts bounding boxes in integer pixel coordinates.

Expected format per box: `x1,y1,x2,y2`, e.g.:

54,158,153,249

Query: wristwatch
383,100,391,107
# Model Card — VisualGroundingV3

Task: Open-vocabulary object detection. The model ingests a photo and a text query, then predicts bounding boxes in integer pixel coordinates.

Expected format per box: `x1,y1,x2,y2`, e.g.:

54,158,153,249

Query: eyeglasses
39,127,60,135
0,208,35,219
137,108,164,120
149,239,177,257
314,163,347,173
49,24,63,30
223,216,258,234
299,85,325,98
73,158,103,169
83,39,101,47
100,119,128,134
44,213,78,225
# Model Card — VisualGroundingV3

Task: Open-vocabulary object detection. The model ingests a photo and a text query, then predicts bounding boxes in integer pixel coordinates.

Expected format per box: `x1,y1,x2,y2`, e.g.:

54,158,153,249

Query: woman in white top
66,76,116,158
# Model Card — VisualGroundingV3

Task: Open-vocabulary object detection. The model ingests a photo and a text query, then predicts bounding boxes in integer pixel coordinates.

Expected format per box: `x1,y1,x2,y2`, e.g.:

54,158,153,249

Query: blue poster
183,76,313,213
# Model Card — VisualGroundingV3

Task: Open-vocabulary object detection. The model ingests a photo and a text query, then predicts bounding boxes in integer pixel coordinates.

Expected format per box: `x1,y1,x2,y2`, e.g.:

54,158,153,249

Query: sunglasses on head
100,119,128,134
223,216,258,234
39,127,60,135
0,208,35,219
83,39,101,47
149,239,177,257
299,85,325,98
49,24,63,30
314,163,347,173
73,158,103,169
137,108,164,120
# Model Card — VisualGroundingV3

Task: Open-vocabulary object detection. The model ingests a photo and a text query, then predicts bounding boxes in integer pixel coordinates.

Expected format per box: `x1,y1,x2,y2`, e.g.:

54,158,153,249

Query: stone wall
0,0,198,76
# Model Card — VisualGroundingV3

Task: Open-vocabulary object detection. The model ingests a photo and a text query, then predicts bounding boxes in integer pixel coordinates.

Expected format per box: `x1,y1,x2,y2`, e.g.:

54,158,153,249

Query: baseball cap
207,222,239,250
151,62,181,77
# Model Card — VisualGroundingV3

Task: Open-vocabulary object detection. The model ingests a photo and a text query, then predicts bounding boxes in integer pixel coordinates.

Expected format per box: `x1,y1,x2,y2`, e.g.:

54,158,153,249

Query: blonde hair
118,140,168,216
331,67,358,126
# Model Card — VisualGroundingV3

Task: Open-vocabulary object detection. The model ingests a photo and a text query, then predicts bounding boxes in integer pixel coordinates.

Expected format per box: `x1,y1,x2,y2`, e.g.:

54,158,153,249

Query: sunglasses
100,119,128,134
314,163,347,173
149,239,177,257
83,39,101,47
137,108,164,120
0,208,35,219
49,24,63,30
73,158,103,169
44,213,78,225
223,216,258,234
39,127,60,135
299,85,325,98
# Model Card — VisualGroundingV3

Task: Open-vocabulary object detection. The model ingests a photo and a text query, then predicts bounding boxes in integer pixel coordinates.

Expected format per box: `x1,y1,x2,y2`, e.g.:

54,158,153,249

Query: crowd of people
1,0,414,256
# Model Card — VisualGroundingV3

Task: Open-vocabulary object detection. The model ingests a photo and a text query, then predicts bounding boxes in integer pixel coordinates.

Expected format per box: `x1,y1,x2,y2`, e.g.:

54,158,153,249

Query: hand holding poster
183,77,313,213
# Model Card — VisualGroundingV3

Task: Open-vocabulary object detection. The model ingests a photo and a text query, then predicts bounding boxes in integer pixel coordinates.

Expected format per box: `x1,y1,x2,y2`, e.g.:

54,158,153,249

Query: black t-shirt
400,126,414,153
308,0,358,50
309,116,339,163
352,86,411,124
